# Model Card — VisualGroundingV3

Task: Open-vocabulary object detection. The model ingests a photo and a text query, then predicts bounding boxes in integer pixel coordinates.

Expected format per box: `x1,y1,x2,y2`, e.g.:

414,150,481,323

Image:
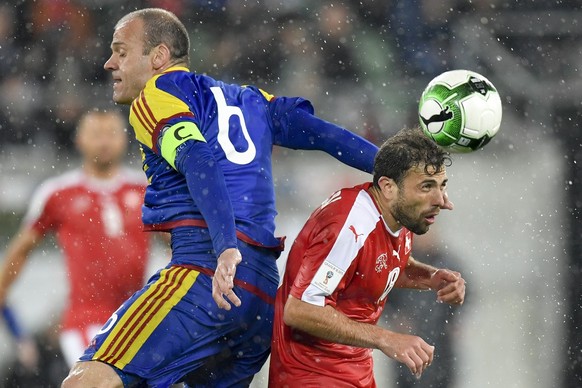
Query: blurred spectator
214,2,284,85
0,0,396,152
0,4,21,83
383,229,465,387
0,324,69,388
315,2,360,84
388,0,456,77
275,11,323,100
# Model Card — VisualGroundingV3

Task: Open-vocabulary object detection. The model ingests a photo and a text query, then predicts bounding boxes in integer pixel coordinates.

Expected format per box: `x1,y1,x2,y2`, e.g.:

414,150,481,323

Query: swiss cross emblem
405,233,412,254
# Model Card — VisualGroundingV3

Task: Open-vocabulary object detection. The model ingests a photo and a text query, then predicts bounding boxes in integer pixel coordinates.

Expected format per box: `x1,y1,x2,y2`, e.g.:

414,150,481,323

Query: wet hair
117,8,190,65
372,127,452,187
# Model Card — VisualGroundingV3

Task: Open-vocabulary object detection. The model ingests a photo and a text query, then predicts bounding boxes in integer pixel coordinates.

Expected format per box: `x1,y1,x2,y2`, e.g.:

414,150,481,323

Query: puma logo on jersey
349,225,364,242
420,106,453,127
392,249,401,262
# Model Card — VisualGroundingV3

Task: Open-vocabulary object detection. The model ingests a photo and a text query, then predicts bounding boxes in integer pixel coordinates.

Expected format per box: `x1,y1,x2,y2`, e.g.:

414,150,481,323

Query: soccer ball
418,69,502,153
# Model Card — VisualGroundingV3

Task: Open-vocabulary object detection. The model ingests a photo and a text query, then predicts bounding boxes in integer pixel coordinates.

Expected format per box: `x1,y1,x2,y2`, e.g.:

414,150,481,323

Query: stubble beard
391,195,429,235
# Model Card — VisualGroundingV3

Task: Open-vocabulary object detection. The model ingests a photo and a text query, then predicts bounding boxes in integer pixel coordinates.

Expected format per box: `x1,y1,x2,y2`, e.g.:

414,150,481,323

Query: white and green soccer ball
418,69,502,153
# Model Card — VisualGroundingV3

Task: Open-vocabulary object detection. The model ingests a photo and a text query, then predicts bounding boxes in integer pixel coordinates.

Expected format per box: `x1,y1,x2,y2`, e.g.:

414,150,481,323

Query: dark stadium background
0,1,580,387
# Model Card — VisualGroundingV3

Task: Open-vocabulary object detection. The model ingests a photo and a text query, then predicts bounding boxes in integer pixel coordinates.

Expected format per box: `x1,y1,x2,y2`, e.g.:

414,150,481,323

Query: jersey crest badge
375,253,388,273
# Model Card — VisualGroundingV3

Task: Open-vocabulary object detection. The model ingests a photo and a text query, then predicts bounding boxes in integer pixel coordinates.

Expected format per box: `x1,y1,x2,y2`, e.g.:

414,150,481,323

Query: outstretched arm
0,227,41,307
395,256,465,305
284,295,434,378
277,107,379,174
0,228,42,370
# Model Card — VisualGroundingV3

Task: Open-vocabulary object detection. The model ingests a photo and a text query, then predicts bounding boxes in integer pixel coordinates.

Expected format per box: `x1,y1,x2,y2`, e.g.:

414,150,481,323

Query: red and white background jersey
270,182,413,387
23,168,149,333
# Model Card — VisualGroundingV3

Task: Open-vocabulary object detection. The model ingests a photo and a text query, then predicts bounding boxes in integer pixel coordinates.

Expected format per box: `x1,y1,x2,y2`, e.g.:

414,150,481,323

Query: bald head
116,8,190,64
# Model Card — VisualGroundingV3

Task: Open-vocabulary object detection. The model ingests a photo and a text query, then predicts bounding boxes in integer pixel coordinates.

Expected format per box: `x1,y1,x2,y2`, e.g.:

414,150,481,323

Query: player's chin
112,90,133,105
409,221,430,235
113,96,130,105
94,158,118,170
112,92,123,104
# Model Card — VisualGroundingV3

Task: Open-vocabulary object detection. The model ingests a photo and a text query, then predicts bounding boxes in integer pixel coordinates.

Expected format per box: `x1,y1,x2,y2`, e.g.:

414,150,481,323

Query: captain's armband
158,121,205,169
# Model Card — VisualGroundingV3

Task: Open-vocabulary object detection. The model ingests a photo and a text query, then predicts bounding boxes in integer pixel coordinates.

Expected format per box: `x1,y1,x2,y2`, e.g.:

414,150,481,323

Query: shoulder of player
131,67,201,108
36,169,84,193
319,184,373,211
314,184,377,228
142,71,271,110
26,169,84,208
153,67,195,88
117,167,147,187
129,71,197,146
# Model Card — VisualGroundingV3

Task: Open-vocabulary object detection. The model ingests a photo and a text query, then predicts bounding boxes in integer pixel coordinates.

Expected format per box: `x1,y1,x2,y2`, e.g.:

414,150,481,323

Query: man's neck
159,60,188,73
367,185,401,233
83,164,120,180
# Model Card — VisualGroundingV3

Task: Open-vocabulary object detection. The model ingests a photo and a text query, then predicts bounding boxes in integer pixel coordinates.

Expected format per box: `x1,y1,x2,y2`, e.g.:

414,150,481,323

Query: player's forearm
0,263,19,305
283,295,387,350
0,232,37,304
176,141,238,256
395,256,438,290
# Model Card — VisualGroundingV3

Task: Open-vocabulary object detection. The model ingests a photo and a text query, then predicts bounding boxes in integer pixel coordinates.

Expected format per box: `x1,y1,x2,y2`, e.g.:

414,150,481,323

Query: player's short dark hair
117,8,190,65
372,127,452,187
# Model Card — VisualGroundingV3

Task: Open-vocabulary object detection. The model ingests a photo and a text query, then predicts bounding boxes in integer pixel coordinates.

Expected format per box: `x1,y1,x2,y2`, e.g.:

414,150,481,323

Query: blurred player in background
0,109,150,368
385,229,464,388
269,127,465,387
62,7,386,388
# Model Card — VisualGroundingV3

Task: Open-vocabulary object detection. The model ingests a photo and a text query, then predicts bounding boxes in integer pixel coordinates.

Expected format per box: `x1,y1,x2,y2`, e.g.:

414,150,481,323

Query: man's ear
152,44,172,70
378,176,397,200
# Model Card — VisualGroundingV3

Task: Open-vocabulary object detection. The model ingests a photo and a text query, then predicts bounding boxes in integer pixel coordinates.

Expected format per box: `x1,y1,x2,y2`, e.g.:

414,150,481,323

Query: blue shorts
80,241,279,387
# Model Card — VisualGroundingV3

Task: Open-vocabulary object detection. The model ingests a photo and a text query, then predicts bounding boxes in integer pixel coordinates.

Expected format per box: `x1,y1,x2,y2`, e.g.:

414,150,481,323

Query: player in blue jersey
62,8,451,388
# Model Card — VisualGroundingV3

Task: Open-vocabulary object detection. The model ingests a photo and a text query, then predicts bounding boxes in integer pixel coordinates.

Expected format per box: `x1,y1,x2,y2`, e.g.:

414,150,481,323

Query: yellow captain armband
159,121,205,169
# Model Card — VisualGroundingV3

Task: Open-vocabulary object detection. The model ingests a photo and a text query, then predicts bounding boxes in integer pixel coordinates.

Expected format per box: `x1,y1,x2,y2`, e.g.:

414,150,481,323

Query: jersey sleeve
268,95,378,174
290,222,353,309
174,140,238,255
290,196,363,308
22,180,59,234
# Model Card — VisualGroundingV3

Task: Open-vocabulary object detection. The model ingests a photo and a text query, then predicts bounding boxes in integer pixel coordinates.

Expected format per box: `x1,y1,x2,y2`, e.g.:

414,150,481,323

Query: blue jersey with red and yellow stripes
81,66,378,386
130,66,377,263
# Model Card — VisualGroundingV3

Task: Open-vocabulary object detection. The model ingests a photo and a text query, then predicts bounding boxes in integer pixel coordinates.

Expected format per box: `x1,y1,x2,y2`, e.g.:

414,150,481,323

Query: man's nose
440,191,454,210
104,56,115,70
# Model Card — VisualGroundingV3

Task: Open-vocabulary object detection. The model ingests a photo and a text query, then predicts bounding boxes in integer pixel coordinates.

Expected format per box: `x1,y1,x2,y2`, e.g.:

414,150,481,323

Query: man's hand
212,248,242,310
17,337,39,371
430,269,465,305
379,331,434,379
